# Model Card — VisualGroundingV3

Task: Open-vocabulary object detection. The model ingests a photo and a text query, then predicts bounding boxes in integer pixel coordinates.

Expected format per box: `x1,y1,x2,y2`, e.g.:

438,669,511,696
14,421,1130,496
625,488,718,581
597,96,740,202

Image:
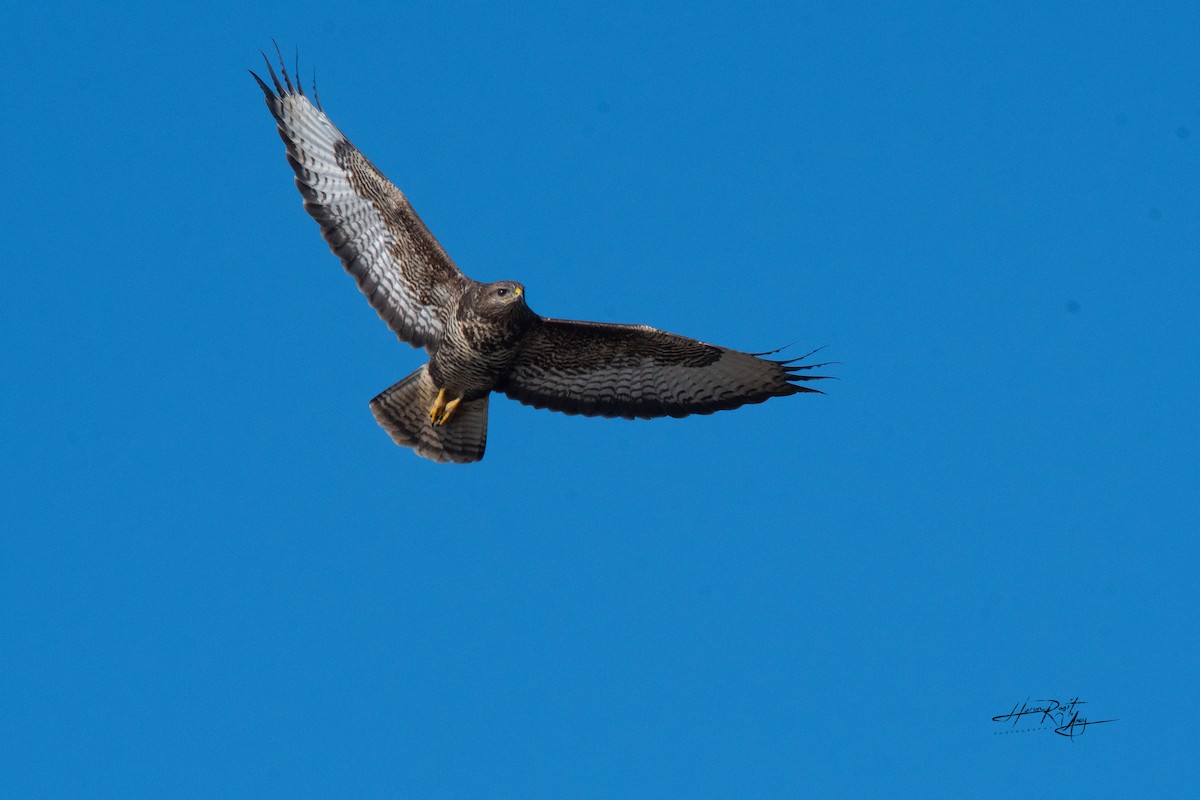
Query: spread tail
368,365,489,464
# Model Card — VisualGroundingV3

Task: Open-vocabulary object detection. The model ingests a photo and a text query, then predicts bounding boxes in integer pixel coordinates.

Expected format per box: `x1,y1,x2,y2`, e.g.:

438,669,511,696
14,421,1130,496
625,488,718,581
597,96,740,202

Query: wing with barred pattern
497,318,830,419
253,49,470,352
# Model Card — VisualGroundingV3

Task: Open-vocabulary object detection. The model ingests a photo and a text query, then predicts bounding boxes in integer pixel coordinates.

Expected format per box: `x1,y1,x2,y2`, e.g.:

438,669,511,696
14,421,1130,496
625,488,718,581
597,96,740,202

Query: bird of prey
253,49,830,463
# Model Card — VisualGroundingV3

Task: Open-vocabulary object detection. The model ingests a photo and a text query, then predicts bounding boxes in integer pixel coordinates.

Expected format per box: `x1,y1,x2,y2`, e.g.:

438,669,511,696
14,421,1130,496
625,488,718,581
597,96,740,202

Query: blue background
3,1,1197,796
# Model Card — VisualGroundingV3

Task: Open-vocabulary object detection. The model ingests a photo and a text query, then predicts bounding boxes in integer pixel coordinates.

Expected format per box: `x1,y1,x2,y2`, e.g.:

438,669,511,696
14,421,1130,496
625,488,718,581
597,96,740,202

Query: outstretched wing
497,319,830,419
253,50,469,352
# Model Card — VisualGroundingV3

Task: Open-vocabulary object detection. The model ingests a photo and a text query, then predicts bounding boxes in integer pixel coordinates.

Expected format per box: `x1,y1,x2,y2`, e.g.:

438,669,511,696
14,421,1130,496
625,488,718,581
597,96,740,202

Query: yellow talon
428,388,462,426
438,397,461,426
429,387,446,424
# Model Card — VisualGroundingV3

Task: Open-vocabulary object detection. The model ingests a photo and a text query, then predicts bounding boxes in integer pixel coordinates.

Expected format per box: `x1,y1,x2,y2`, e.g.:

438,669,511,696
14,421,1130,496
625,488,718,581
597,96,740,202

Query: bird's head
462,280,536,329
487,280,526,307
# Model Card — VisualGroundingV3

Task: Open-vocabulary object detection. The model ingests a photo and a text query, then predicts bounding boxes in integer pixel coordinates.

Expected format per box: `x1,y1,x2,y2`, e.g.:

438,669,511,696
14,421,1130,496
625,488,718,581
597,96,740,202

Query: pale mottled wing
253,54,469,352
497,319,830,419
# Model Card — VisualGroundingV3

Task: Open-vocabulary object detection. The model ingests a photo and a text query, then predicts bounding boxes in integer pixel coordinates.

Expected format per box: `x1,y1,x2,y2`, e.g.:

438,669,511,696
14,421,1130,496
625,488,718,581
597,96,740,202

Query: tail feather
368,365,489,464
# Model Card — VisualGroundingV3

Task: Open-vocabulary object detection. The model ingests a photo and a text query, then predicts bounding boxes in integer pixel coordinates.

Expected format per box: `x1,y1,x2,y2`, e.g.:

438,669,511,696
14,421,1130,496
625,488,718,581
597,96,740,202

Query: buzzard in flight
253,50,829,463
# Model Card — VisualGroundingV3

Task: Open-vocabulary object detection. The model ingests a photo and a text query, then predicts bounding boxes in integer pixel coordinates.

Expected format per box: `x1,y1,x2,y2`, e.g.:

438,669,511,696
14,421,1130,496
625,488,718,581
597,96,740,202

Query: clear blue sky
2,1,1197,796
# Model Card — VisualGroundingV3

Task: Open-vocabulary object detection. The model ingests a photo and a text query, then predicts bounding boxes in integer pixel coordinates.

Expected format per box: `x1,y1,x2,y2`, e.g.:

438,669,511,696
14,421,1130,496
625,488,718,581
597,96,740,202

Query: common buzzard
253,50,829,463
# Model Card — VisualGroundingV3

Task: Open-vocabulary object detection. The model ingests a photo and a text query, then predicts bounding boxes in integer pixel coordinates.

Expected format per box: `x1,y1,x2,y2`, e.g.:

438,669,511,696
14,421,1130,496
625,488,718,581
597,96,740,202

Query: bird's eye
497,288,508,297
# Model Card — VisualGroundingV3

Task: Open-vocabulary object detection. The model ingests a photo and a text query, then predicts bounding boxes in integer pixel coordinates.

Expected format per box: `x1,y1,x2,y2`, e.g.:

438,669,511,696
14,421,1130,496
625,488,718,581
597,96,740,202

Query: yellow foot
428,388,447,425
428,389,462,426
435,397,461,426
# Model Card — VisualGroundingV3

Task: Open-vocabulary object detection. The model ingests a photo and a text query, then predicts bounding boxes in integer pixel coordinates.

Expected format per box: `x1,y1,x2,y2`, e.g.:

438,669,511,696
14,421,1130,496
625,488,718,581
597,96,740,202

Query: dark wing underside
497,319,830,419
253,50,469,352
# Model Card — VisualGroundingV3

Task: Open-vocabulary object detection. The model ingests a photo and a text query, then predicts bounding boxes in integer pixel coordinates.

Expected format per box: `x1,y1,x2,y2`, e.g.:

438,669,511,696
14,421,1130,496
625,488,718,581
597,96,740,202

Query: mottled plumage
254,48,830,463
